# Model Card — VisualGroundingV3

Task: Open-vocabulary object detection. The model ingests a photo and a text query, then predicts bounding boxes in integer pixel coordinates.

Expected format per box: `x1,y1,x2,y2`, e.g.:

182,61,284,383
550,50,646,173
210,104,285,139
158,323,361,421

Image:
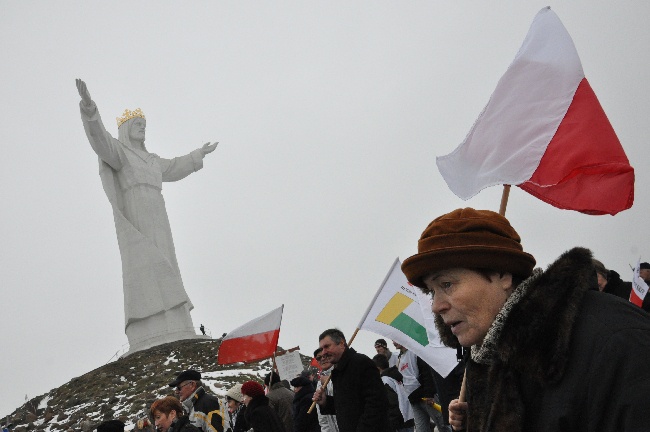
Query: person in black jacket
313,329,391,432
241,380,285,432
150,396,201,432
373,354,414,432
593,259,632,299
289,376,320,432
97,420,125,432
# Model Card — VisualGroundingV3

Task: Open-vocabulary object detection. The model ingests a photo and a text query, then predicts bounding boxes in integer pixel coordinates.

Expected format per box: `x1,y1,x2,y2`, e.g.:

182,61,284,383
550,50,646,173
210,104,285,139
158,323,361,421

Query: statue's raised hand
200,142,219,156
76,78,92,106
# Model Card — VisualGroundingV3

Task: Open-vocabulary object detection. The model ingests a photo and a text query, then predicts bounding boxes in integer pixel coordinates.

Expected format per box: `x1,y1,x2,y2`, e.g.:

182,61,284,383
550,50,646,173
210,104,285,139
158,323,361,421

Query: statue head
117,108,147,149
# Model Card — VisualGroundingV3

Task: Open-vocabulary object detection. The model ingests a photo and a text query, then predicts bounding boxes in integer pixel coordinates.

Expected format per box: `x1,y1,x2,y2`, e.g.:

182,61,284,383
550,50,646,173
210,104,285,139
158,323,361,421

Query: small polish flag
437,7,634,216
630,259,649,308
218,305,283,365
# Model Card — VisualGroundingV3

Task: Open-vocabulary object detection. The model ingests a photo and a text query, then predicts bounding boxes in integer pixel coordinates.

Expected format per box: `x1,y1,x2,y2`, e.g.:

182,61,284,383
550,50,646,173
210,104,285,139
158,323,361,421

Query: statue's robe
80,101,203,352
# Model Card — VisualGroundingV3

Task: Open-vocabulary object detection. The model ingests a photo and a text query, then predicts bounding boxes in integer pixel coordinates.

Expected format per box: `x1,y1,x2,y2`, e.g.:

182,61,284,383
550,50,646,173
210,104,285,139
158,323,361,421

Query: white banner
275,350,304,383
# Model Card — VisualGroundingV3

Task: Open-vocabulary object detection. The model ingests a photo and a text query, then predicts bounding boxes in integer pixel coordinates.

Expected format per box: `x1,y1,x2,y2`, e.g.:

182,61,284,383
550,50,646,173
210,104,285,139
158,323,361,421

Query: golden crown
116,108,146,127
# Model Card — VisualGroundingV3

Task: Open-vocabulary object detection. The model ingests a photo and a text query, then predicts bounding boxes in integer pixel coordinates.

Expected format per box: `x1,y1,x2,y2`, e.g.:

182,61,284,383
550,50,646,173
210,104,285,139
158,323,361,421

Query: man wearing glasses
169,369,224,432
314,347,339,432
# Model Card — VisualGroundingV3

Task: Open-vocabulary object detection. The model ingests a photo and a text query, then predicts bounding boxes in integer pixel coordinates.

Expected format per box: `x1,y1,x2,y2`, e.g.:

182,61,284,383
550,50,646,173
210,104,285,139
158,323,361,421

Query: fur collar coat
436,247,650,431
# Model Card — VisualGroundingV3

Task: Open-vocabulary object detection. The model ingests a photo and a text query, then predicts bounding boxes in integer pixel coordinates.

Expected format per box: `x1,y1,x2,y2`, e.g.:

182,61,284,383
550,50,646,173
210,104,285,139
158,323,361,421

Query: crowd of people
96,207,650,432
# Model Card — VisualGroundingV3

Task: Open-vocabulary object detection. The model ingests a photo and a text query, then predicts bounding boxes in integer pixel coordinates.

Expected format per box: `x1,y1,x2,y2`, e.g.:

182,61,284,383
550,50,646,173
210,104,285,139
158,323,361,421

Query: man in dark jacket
265,371,295,432
289,376,320,432
593,259,632,299
313,329,391,432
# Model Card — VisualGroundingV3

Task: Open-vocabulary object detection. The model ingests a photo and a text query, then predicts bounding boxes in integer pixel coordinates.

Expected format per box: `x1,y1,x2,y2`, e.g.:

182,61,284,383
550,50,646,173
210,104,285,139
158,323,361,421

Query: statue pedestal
123,304,198,355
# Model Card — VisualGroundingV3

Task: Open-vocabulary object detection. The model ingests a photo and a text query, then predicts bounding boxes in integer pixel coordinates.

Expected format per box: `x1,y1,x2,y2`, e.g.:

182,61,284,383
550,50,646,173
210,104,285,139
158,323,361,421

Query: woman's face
242,394,252,407
423,268,513,347
153,409,176,432
227,399,240,413
596,272,608,291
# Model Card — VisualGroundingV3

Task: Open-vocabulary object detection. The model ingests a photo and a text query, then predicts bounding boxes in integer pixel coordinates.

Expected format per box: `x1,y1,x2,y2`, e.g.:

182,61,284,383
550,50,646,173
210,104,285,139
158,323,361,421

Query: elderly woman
401,208,650,432
225,383,249,432
241,380,286,432
150,396,200,432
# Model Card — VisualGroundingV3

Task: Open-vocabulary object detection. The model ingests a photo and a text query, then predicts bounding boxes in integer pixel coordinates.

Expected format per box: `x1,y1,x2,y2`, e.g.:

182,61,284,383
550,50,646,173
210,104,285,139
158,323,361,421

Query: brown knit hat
402,208,535,288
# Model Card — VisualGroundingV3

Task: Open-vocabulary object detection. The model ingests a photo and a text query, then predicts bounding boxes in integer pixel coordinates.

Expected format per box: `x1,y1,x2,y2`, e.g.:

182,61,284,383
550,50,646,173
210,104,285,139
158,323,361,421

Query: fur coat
436,247,650,431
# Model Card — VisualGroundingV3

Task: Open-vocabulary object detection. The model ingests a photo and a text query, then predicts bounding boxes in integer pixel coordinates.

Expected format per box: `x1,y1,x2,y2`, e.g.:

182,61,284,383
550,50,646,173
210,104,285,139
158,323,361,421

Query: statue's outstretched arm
160,142,219,182
76,79,123,170
200,141,219,156
76,79,93,106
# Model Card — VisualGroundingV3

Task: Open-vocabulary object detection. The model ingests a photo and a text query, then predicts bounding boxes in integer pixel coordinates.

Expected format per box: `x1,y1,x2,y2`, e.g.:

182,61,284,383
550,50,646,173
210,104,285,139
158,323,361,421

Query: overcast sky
2,1,649,417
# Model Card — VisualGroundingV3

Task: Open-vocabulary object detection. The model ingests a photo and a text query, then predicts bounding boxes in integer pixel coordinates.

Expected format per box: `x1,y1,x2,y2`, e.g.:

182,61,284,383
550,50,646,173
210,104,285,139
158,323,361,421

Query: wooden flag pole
456,184,510,426
456,368,468,430
307,327,360,414
499,184,511,216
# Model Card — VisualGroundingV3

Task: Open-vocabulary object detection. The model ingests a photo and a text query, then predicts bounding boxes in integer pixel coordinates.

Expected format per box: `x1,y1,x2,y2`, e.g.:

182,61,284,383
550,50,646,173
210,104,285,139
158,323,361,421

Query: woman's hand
449,398,468,431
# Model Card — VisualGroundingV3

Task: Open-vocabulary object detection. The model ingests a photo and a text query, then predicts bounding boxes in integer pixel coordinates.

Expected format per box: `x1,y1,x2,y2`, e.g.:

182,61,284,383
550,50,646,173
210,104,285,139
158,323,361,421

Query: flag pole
307,327,360,414
458,183,507,427
457,369,468,430
499,185,511,216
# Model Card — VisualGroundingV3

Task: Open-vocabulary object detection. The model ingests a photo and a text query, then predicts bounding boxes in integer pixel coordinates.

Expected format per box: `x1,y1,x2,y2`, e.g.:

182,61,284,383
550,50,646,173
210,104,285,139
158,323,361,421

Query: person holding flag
312,329,391,432
401,208,650,431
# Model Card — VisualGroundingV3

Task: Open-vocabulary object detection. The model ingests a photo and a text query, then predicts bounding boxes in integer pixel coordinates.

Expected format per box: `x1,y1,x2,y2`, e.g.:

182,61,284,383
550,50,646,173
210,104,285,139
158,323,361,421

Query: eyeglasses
315,356,323,362
175,381,193,392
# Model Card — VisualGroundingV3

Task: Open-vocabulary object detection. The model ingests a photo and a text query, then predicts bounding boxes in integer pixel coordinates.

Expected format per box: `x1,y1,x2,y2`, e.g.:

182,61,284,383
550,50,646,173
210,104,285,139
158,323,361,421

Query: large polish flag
437,7,634,216
218,305,283,365
630,259,649,308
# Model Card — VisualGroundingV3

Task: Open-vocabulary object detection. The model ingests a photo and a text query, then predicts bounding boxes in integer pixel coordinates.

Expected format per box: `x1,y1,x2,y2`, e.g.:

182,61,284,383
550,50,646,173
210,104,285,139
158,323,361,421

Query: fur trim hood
435,247,595,383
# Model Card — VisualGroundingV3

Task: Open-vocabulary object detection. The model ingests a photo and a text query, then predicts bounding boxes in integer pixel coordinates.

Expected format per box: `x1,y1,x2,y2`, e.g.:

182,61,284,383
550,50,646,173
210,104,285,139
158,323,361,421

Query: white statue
76,79,217,353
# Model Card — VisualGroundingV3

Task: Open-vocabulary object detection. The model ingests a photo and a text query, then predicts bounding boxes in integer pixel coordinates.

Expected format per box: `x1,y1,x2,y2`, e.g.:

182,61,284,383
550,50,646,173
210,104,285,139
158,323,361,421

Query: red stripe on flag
519,78,634,215
217,329,280,365
630,290,644,308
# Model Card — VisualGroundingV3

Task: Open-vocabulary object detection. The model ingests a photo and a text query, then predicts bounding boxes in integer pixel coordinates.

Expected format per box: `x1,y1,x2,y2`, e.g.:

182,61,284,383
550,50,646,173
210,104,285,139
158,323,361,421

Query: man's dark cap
264,371,281,386
640,262,650,270
169,369,201,387
97,420,125,432
374,338,388,348
290,376,312,388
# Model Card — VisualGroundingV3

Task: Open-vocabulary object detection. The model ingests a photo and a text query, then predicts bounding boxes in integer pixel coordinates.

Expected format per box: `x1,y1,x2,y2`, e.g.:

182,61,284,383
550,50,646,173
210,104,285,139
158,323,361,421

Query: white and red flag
437,7,634,216
218,305,283,365
630,259,649,308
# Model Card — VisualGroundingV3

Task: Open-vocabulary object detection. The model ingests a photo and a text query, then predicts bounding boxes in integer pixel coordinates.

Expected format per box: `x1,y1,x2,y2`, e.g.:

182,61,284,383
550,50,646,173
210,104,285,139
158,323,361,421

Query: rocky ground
3,338,308,432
